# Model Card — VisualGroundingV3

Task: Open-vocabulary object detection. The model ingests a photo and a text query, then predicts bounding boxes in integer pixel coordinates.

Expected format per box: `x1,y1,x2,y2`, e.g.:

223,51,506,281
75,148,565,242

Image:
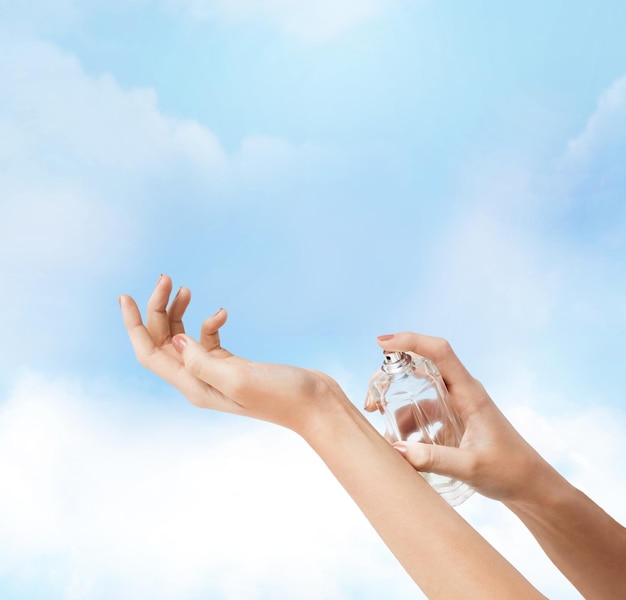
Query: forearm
505,463,626,600
298,393,545,600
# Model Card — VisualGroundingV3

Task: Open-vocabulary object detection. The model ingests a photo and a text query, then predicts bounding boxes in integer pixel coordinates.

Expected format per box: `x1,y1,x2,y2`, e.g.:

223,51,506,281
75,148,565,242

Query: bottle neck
381,351,412,375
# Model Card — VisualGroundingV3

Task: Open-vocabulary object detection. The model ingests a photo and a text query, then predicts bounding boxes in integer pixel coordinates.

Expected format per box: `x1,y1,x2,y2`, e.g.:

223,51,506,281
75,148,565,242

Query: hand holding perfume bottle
368,350,474,506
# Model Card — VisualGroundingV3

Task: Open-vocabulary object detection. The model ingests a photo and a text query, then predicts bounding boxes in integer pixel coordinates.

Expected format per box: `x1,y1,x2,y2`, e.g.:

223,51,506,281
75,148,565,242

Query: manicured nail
377,334,395,341
392,442,407,457
172,334,187,353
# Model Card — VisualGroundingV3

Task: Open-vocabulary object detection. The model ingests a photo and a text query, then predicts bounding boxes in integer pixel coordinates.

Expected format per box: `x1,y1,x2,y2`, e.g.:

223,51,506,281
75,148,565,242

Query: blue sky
1,1,625,598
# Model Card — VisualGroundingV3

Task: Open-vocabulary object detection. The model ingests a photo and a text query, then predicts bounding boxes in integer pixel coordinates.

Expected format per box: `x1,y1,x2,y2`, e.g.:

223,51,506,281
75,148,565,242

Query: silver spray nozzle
381,351,412,374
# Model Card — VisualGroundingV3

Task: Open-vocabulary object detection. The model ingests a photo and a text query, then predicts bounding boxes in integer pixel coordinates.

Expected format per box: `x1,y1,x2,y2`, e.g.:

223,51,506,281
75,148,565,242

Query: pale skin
120,276,551,598
366,333,626,600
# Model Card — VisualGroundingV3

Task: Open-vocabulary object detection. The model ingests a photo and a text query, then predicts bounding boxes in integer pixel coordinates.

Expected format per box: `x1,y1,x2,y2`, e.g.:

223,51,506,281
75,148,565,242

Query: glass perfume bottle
368,350,474,506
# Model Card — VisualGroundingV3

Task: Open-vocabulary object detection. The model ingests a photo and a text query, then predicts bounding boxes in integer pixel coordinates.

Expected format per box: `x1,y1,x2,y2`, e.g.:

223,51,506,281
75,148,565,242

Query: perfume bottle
368,351,474,506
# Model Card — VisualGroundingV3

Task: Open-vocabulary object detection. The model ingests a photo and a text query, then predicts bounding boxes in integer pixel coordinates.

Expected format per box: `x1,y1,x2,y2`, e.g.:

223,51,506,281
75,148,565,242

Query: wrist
503,457,571,517
290,376,357,442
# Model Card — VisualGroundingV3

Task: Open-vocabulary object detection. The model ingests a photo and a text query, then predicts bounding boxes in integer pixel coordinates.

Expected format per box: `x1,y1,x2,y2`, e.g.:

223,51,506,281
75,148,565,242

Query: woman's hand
365,332,552,503
119,275,345,435
365,334,626,600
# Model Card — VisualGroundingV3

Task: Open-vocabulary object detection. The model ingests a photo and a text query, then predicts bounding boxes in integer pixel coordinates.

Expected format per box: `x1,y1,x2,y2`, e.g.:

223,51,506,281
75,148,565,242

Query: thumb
393,441,475,483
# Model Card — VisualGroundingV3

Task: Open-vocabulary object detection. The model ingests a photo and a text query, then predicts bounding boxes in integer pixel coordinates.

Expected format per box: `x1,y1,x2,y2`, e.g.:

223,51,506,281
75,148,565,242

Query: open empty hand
119,275,344,434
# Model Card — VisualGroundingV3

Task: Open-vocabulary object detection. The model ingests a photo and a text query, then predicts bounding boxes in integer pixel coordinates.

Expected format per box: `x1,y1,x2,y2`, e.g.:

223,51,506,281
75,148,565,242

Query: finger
119,293,146,334
393,441,476,483
146,274,174,345
364,372,382,412
121,293,172,370
168,286,191,336
120,296,180,381
377,333,474,389
120,295,230,408
200,308,228,352
364,390,377,412
172,333,249,402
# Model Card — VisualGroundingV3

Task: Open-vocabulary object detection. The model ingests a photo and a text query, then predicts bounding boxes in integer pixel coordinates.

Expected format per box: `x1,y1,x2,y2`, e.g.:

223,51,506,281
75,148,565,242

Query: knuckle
146,297,166,312
407,442,435,470
135,348,154,369
433,337,454,358
423,443,440,469
471,377,487,393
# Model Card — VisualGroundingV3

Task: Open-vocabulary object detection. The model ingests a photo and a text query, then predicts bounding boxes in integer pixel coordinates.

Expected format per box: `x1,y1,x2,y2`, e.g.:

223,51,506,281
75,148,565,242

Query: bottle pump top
381,351,412,374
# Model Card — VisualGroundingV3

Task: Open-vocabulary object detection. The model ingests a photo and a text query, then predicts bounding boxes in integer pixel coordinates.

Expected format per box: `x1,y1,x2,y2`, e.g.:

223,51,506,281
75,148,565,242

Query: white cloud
0,183,124,274
2,372,624,599
401,72,626,369
0,31,228,286
0,32,227,175
484,366,626,521
0,373,417,600
0,30,325,378
0,32,224,373
0,31,324,277
454,368,626,600
424,211,559,332
564,75,626,167
546,73,626,232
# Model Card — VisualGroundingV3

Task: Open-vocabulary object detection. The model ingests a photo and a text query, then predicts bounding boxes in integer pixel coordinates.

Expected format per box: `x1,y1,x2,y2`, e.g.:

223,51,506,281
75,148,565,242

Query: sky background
1,1,626,598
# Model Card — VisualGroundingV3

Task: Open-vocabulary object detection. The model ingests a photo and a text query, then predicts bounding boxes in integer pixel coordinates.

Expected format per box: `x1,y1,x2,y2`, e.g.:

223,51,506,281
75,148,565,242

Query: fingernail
377,334,395,341
212,307,223,316
172,334,187,353
174,286,182,299
157,274,164,285
392,442,407,457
